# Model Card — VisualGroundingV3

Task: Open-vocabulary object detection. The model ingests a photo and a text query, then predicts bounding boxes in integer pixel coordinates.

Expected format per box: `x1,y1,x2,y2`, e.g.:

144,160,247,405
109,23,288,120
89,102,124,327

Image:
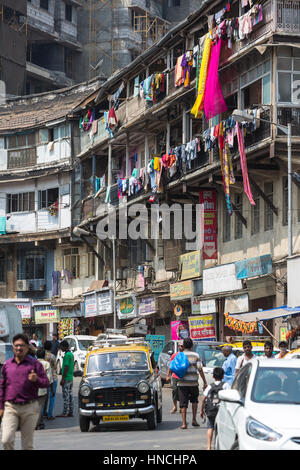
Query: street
0,377,208,451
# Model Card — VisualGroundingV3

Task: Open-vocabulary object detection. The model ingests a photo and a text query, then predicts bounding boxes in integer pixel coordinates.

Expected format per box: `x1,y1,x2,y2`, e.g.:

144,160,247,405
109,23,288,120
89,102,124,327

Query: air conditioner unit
16,280,30,292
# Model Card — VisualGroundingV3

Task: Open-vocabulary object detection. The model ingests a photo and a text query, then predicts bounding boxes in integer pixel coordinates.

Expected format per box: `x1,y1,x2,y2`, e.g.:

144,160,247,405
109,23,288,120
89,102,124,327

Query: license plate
103,415,129,422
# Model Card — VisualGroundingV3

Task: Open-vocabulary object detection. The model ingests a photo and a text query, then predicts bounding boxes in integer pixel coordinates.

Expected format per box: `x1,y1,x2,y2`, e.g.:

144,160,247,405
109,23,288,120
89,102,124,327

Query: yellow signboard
170,280,193,300
35,307,60,324
179,250,201,280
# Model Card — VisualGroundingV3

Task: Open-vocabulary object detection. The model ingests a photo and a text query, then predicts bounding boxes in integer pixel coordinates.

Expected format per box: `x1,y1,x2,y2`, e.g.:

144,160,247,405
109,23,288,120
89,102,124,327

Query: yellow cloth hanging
153,157,160,171
191,33,212,118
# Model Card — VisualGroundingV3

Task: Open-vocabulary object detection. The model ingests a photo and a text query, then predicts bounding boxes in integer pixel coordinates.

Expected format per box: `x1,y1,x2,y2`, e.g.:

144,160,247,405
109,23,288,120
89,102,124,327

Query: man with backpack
200,367,230,450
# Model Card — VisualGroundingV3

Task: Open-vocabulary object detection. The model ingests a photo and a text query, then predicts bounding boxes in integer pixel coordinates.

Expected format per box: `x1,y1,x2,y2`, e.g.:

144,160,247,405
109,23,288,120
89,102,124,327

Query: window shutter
55,255,63,270
80,254,88,277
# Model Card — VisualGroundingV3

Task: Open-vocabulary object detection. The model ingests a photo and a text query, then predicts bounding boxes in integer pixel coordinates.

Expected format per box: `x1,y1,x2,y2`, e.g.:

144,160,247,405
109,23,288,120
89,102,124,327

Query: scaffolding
132,9,168,53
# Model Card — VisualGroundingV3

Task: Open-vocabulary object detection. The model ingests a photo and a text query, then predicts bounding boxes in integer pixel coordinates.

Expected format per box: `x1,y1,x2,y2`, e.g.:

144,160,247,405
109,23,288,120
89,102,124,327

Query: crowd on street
0,332,290,450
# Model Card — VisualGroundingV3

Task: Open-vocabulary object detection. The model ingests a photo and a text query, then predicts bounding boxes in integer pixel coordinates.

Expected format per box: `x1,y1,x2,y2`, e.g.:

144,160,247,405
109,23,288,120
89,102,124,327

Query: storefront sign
199,189,217,260
235,255,272,280
170,280,193,300
188,315,217,341
0,310,9,337
145,334,165,362
171,320,190,340
179,251,201,280
203,263,242,295
191,298,218,315
97,289,113,316
117,295,137,320
35,306,60,324
15,303,31,320
224,294,249,314
84,292,97,318
59,308,82,319
139,296,156,316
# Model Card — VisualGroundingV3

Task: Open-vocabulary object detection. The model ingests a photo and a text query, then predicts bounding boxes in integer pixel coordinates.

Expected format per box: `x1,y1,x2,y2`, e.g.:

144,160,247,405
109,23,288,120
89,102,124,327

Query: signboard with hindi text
179,251,201,280
35,306,60,324
188,315,217,341
199,189,217,259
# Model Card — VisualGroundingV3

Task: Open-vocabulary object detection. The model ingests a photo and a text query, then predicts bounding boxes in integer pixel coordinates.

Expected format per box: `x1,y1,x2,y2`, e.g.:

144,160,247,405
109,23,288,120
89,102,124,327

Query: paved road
0,377,209,451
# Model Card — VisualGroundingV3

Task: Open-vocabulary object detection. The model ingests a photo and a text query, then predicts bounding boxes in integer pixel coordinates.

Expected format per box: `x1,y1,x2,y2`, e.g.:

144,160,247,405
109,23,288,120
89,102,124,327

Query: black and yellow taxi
78,339,163,431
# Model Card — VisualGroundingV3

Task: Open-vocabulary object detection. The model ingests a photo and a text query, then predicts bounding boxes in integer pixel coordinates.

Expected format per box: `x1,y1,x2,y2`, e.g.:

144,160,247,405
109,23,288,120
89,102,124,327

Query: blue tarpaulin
230,306,300,322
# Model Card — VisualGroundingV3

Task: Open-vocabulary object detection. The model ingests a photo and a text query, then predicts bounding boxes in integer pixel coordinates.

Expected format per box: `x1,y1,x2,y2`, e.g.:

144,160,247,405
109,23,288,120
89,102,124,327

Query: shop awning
230,306,300,322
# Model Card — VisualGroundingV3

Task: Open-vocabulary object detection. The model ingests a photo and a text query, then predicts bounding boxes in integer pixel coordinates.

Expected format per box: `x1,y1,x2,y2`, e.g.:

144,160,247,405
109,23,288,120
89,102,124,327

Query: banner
188,315,217,341
171,321,190,341
199,189,217,259
224,312,257,334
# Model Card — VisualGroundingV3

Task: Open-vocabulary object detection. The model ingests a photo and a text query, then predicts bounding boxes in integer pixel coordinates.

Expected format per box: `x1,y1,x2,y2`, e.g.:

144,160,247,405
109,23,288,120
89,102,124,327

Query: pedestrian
277,341,289,358
221,345,237,386
177,337,207,430
30,332,41,348
0,334,49,450
36,348,53,430
50,333,60,357
263,341,275,359
56,340,74,418
234,340,256,377
166,340,184,414
200,367,230,450
44,340,58,420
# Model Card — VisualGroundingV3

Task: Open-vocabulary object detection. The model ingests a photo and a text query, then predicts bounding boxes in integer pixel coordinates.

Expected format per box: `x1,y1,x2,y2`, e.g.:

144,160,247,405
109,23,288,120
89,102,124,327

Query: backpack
169,352,190,379
204,382,224,418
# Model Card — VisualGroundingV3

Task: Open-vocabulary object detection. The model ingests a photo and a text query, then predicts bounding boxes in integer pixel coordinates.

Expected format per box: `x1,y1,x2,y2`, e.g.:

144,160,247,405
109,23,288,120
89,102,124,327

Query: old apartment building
1,0,300,345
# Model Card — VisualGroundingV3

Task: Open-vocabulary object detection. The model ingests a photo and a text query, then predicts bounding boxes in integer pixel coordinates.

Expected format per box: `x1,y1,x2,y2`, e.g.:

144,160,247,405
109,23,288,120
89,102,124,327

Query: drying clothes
62,269,72,285
191,33,212,118
181,52,193,87
111,81,125,111
204,38,227,120
175,55,185,87
236,122,255,206
144,76,153,101
91,119,98,135
52,271,61,297
153,157,160,171
0,216,6,234
107,107,118,129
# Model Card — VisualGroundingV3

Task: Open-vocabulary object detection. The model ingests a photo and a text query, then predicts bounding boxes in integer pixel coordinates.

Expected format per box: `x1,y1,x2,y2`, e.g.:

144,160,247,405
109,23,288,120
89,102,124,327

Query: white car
56,335,96,375
215,359,300,450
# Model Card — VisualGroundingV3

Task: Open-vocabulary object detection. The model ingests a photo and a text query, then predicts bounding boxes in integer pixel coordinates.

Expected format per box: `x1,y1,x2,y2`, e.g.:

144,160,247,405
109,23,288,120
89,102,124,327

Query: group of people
0,332,75,450
166,338,289,450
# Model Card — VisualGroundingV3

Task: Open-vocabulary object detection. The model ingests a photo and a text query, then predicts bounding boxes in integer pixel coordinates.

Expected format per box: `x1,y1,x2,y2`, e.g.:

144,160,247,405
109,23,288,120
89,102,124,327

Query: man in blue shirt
222,346,237,386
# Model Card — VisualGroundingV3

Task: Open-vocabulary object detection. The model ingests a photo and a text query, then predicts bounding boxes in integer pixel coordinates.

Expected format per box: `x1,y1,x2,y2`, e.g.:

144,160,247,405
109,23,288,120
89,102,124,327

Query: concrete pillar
108,143,112,186
182,104,187,145
166,122,170,154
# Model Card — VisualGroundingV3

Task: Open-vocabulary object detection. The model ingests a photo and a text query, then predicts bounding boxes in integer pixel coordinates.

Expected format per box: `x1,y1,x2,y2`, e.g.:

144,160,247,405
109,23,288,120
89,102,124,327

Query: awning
230,306,300,322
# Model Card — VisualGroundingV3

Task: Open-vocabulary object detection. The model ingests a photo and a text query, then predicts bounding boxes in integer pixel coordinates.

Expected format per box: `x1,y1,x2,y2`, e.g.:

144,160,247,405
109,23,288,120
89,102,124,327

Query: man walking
166,341,184,414
222,345,237,386
235,340,255,377
57,340,74,418
0,334,49,450
177,337,207,429
44,340,58,420
50,333,60,357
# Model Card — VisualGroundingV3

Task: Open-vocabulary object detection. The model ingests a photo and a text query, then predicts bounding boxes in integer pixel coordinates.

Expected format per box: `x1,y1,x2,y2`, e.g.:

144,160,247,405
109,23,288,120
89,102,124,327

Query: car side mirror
168,350,173,355
70,347,75,352
218,389,243,405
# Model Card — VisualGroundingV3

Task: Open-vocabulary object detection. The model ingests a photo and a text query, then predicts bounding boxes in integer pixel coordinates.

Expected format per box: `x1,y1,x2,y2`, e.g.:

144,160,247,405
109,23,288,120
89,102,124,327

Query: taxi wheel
79,415,90,432
146,405,158,430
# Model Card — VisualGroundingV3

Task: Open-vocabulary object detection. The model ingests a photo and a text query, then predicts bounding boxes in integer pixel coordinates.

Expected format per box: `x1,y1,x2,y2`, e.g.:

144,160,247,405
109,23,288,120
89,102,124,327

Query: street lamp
232,109,292,257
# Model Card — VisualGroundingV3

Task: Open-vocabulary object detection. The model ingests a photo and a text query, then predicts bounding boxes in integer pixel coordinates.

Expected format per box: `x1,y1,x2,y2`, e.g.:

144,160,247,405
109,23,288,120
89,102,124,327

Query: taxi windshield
86,351,149,374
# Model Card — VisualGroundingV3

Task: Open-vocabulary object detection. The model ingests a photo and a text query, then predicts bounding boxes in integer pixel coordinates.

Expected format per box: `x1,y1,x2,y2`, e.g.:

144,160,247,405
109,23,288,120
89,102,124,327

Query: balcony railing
276,0,300,33
277,106,300,135
7,147,36,169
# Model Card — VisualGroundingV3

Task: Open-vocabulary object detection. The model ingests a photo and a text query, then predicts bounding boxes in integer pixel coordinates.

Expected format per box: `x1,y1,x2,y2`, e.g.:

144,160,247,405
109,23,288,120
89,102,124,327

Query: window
40,0,49,10
7,192,35,213
234,193,243,240
277,47,300,104
251,190,260,235
63,248,80,279
282,177,288,226
53,124,70,141
88,249,95,277
223,203,231,242
25,253,45,280
264,182,274,231
240,58,271,105
232,363,252,400
6,132,35,149
38,188,59,210
65,4,72,22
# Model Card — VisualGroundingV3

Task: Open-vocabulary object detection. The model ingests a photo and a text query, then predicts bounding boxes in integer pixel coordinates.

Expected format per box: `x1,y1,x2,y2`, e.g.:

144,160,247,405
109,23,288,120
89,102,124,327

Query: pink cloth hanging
204,39,227,120
236,123,255,206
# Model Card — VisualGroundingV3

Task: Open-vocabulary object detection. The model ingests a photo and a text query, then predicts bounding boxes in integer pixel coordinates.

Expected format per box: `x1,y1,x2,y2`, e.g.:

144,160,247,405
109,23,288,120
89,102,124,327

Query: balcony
80,118,108,155
277,106,300,135
7,147,36,169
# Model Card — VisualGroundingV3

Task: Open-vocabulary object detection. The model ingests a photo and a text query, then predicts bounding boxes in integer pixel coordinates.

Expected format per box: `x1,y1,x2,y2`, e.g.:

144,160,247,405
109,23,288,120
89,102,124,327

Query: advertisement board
199,189,217,259
188,315,217,341
171,320,190,340
35,306,60,324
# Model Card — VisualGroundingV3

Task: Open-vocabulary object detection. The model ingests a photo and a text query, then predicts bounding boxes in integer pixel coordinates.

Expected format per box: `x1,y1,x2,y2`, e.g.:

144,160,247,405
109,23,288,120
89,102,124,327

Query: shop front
33,302,60,341
3,299,33,339
56,303,82,339
116,293,137,327
82,288,114,336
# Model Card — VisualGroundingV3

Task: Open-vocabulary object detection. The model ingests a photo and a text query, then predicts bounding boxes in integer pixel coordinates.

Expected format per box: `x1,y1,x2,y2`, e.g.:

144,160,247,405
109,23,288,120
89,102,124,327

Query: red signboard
199,189,217,259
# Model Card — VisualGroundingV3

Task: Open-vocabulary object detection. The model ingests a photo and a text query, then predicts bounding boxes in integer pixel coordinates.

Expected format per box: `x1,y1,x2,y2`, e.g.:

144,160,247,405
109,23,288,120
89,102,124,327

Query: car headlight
80,384,92,397
246,417,282,442
137,381,150,394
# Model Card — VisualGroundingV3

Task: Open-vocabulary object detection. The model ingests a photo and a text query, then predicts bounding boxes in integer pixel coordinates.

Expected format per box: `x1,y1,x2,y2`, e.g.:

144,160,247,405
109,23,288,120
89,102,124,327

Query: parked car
283,348,300,359
78,339,162,432
215,359,300,450
157,340,225,387
56,335,96,375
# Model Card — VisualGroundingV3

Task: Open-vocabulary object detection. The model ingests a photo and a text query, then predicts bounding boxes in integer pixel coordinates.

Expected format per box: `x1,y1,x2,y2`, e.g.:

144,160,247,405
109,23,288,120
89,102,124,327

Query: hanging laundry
181,52,193,87
111,81,125,110
52,271,61,296
191,33,212,118
108,107,118,130
175,55,185,87
204,38,227,120
236,122,255,206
